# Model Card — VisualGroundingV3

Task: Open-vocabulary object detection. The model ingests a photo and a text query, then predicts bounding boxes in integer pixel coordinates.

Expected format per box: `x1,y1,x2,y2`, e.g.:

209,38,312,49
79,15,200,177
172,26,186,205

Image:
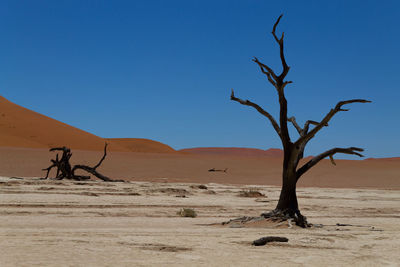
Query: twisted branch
253,57,278,87
288,117,330,137
296,147,364,179
287,116,303,135
272,14,290,80
231,89,281,137
295,99,371,146
93,143,108,169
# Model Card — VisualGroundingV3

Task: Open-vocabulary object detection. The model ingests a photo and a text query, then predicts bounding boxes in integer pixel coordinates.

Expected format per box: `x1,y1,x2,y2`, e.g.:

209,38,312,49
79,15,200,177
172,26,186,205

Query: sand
180,147,284,157
0,176,399,266
0,96,177,153
1,95,400,265
0,147,399,189
106,138,177,154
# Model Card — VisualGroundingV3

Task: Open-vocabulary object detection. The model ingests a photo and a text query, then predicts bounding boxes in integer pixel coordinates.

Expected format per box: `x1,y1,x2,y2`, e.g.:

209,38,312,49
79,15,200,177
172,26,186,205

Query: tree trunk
275,145,300,214
267,157,310,227
275,172,298,214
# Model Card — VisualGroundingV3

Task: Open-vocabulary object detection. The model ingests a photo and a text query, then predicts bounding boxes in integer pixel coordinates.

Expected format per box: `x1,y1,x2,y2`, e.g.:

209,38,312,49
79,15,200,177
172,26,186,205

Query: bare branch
287,118,330,148
231,89,281,136
296,147,364,179
303,120,328,134
72,165,115,182
282,80,292,88
271,14,290,79
295,99,371,146
329,155,336,166
272,14,283,44
71,143,124,182
93,143,108,170
287,116,303,135
253,57,278,86
247,15,292,145
42,160,57,179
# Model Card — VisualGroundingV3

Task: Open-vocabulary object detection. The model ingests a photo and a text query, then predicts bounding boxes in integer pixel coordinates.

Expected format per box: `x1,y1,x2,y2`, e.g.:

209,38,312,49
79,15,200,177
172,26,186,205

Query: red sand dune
180,147,284,157
106,138,176,153
365,157,400,161
0,96,176,153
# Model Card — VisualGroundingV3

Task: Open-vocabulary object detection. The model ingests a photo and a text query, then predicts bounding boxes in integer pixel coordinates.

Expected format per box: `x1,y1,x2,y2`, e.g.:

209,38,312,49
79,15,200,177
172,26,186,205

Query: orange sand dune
106,138,177,153
180,147,284,157
0,96,126,151
0,96,176,153
365,157,400,161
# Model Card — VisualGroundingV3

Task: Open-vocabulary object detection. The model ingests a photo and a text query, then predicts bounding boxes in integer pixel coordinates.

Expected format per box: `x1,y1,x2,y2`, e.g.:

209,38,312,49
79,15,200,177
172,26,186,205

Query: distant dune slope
0,96,176,153
0,96,115,151
180,147,284,157
365,157,400,161
106,138,177,153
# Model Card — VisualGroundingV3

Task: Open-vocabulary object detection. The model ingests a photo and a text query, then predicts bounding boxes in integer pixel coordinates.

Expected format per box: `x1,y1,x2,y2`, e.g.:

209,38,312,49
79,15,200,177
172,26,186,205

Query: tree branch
93,143,108,170
72,165,114,182
270,15,292,144
287,117,329,137
272,14,283,44
271,14,290,80
295,99,371,146
296,147,364,179
231,89,281,136
253,57,278,87
287,116,303,135
42,159,58,179
71,143,123,182
303,120,328,134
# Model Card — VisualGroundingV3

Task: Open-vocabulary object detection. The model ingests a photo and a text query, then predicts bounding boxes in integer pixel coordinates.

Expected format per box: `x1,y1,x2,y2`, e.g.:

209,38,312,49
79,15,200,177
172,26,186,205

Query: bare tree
231,15,370,227
43,143,124,182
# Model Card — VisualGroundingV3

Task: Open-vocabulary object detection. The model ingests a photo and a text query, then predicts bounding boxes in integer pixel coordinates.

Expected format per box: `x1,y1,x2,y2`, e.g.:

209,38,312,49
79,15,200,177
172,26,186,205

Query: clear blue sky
1,0,399,158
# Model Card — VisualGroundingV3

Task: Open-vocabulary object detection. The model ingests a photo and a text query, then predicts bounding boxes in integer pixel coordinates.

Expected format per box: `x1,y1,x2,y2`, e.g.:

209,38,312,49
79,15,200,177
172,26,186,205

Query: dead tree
43,143,123,182
43,147,74,179
230,15,370,227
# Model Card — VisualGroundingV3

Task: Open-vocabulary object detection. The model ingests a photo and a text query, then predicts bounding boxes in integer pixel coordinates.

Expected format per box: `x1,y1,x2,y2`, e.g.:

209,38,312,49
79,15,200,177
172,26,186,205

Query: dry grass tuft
177,208,197,218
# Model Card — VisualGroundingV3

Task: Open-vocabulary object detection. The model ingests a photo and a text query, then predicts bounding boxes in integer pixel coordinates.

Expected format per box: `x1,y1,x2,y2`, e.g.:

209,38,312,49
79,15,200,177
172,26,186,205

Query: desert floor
0,176,399,266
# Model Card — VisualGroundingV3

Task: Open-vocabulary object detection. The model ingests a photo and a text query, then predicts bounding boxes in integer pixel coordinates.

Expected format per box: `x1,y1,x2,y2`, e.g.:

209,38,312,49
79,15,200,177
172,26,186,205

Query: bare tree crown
231,14,371,180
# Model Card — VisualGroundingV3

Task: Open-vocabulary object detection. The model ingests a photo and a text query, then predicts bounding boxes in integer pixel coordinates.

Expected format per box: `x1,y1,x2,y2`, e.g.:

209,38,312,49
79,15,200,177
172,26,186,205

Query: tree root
222,209,312,229
261,209,312,228
221,216,265,225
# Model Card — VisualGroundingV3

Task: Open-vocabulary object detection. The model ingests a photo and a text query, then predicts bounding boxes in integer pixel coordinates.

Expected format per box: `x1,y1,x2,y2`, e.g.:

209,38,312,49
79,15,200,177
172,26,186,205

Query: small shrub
190,184,208,190
238,190,265,198
177,208,197,218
